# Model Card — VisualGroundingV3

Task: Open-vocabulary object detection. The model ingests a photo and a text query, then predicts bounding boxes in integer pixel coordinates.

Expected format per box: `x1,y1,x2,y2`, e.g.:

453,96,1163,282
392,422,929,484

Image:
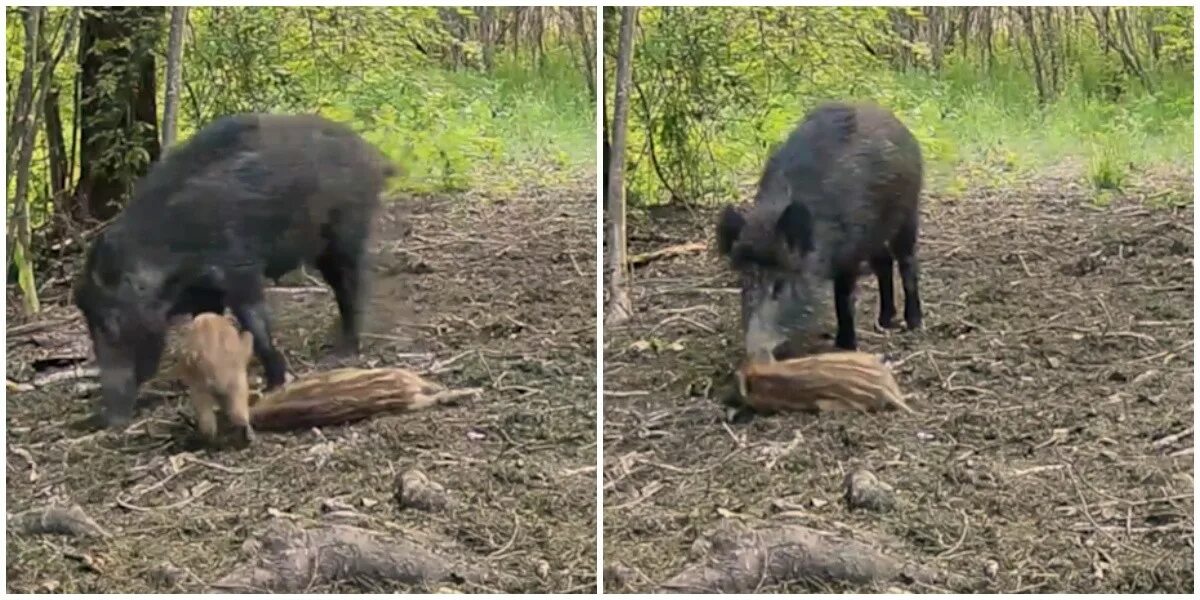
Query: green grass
628,55,1192,205
887,59,1193,196
321,51,594,195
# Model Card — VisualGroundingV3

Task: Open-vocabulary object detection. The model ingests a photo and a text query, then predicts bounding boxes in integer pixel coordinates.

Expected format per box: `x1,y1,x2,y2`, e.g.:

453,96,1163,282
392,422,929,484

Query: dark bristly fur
715,102,924,359
75,113,397,428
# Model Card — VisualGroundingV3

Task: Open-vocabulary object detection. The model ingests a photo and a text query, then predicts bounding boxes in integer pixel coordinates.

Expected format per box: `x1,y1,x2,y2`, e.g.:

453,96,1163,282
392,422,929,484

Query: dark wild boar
74,113,396,428
716,102,923,361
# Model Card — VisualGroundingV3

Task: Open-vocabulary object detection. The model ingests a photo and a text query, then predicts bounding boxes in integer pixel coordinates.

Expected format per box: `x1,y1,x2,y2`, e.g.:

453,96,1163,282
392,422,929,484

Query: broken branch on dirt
628,242,707,268
210,521,485,592
657,522,962,593
8,503,111,539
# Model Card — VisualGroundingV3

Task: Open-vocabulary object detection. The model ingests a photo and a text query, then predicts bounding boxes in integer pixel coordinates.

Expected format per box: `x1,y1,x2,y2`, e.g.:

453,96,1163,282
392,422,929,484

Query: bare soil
603,168,1193,593
6,173,597,593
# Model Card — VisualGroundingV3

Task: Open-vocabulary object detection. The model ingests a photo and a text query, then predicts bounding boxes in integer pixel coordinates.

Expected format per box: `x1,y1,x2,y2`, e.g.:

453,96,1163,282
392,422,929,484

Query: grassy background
323,51,595,196
611,7,1193,207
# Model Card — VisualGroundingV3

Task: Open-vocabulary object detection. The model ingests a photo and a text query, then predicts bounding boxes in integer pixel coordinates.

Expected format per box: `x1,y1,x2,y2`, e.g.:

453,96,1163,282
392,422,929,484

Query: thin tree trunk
532,7,545,69
982,7,994,69
928,7,944,70
162,6,187,150
959,7,971,59
10,8,46,314
572,7,595,95
606,6,637,325
7,7,40,192
44,87,67,201
480,6,495,72
1019,8,1049,104
38,8,79,205
511,7,521,60
1089,7,1153,91
1114,8,1152,90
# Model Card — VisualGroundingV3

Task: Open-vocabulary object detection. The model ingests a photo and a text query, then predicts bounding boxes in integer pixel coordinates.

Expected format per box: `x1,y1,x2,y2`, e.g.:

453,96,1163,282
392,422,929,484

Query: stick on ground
8,504,111,539
658,523,957,593
628,241,707,268
210,521,482,592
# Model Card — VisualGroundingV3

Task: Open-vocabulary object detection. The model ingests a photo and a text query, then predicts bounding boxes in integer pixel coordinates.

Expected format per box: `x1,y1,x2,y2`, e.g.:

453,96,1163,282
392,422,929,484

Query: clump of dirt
604,168,1193,593
6,172,597,593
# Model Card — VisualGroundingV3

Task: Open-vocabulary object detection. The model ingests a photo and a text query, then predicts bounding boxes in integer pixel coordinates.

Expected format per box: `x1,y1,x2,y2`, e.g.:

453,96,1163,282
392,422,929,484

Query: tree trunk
511,7,521,60
606,7,637,325
928,7,944,71
1041,8,1060,96
480,6,495,72
533,7,546,69
572,7,595,95
10,8,46,314
1019,8,1049,105
1114,8,1152,90
981,7,994,70
44,87,68,202
7,8,40,192
1089,7,1153,91
73,6,164,222
162,6,188,150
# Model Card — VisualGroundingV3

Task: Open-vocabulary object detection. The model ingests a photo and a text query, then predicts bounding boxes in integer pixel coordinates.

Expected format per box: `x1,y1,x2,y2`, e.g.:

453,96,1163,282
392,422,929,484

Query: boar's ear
776,203,815,255
238,331,255,360
715,206,746,258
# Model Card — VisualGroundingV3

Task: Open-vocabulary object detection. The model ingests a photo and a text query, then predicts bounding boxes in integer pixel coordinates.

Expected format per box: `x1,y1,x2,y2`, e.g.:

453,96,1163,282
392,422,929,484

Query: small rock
535,559,551,579
319,498,355,513
395,469,451,512
983,559,1000,579
146,562,189,588
360,497,378,508
240,537,261,555
843,469,896,512
603,562,637,590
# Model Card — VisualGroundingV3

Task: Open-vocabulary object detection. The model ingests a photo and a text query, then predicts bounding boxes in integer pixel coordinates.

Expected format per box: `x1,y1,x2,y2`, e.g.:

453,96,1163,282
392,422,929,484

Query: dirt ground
5,173,597,593
603,167,1193,593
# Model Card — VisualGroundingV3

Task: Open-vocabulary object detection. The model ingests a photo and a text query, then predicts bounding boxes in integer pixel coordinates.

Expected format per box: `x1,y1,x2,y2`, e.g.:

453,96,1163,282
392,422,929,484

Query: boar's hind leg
892,217,923,331
315,243,367,356
869,250,897,330
227,274,288,390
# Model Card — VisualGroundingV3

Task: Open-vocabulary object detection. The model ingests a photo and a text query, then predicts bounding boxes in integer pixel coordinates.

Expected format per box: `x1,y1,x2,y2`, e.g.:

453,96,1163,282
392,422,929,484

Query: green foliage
617,7,1194,207
5,7,594,229
1087,142,1128,191
174,7,593,195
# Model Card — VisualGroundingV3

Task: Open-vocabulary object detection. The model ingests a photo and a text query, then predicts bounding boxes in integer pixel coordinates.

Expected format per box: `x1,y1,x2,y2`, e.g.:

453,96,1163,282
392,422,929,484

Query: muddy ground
6,174,596,593
603,167,1193,593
